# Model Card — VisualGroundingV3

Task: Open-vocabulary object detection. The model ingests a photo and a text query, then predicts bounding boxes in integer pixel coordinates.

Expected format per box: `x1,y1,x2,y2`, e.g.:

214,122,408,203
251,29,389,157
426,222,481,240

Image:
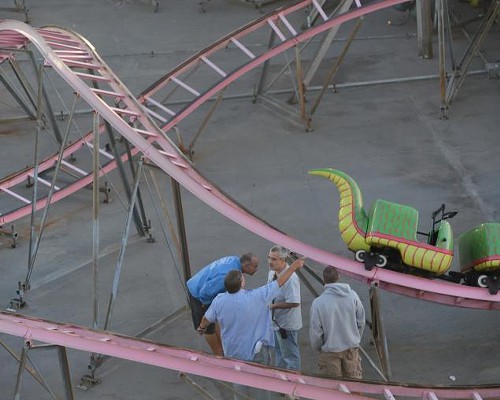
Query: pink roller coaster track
1,310,499,400
0,1,499,397
0,1,499,311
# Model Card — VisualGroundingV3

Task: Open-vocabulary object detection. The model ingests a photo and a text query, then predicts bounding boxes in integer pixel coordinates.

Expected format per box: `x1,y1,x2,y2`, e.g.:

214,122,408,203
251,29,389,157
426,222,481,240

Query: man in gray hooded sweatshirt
309,266,365,379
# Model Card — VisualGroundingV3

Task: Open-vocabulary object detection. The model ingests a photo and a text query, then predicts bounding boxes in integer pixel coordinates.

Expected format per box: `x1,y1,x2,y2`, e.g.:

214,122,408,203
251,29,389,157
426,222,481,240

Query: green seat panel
367,199,418,242
458,223,500,268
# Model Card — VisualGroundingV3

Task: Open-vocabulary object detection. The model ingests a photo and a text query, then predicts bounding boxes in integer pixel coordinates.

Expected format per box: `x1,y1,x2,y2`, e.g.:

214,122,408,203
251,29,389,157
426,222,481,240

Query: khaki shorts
318,348,362,379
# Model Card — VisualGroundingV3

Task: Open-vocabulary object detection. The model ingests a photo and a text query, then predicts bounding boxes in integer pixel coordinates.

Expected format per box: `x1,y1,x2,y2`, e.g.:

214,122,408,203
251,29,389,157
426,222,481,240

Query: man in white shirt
267,245,302,372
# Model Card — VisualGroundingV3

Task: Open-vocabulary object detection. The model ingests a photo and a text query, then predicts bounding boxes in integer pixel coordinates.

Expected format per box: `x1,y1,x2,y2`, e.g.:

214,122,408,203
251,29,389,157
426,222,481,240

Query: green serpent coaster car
309,168,456,275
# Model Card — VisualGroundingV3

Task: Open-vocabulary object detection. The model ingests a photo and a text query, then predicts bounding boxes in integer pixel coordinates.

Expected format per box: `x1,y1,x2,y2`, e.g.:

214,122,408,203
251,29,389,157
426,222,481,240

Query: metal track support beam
92,110,101,331
300,0,354,95
294,46,312,131
0,72,36,119
445,0,500,105
416,0,433,59
0,0,29,22
11,94,80,311
254,30,277,100
171,178,191,282
14,341,75,400
369,285,392,380
185,89,225,157
310,17,363,117
103,159,144,331
27,52,64,144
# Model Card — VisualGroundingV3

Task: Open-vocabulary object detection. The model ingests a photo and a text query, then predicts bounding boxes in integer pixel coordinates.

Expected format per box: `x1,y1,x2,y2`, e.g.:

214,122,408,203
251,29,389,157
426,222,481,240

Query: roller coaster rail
0,1,498,398
0,1,499,313
0,0,495,227
1,310,500,400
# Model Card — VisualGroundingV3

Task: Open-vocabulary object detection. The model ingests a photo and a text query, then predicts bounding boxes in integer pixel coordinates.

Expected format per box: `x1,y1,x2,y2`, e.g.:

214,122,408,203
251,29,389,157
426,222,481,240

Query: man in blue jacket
187,253,259,355
309,265,365,379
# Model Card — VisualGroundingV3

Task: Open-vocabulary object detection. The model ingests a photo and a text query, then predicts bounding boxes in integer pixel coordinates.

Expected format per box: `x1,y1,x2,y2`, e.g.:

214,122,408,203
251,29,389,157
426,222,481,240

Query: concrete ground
0,0,499,399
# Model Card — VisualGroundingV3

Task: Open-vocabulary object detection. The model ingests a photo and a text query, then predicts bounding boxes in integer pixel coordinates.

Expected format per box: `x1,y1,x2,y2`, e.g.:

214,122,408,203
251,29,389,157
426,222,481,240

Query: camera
279,327,288,339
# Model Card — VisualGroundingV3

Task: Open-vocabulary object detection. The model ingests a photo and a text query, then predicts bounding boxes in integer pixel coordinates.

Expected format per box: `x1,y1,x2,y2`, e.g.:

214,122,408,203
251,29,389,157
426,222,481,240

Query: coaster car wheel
375,254,388,268
355,250,366,263
478,274,488,288
480,274,499,295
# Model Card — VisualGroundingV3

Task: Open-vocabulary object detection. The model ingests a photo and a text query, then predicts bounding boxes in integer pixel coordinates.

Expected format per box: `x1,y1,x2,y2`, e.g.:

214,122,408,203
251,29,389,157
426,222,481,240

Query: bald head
240,252,259,275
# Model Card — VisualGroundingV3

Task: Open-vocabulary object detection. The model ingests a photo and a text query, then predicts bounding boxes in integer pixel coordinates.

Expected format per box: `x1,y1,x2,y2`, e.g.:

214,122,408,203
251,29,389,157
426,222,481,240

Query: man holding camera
267,245,302,372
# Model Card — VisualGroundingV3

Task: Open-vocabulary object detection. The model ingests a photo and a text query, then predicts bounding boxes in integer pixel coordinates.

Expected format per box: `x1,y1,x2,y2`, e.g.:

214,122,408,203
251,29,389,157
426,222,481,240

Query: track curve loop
0,1,499,311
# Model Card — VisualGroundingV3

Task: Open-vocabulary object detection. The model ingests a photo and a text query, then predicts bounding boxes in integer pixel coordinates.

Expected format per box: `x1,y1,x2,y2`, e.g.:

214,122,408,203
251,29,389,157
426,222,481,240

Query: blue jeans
233,345,271,400
274,329,301,371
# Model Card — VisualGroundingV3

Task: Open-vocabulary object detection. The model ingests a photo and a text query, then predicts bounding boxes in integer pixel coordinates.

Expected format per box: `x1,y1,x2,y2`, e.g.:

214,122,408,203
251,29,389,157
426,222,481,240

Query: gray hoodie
309,283,365,352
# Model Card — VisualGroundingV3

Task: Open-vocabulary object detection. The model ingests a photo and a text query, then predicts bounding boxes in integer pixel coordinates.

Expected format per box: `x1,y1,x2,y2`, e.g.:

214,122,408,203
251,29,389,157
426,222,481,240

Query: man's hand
277,257,306,287
291,257,306,271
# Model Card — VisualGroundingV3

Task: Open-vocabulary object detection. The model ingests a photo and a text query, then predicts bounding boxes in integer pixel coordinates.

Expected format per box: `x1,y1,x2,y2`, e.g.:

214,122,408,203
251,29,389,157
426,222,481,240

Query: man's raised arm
277,257,305,287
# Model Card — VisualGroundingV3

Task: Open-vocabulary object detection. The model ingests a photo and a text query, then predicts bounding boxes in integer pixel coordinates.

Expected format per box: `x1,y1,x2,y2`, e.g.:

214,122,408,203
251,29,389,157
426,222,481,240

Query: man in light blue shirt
199,257,305,400
187,253,259,356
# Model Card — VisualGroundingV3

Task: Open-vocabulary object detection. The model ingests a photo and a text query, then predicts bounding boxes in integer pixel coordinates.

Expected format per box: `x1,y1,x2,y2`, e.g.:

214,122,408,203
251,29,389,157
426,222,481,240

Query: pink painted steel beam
0,30,29,63
0,151,137,226
0,30,139,226
0,0,423,228
1,311,498,400
0,2,499,312
142,0,411,133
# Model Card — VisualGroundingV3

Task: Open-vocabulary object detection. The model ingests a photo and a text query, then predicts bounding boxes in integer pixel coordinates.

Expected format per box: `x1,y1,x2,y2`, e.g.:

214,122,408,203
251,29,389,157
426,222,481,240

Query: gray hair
224,270,243,293
270,245,289,260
